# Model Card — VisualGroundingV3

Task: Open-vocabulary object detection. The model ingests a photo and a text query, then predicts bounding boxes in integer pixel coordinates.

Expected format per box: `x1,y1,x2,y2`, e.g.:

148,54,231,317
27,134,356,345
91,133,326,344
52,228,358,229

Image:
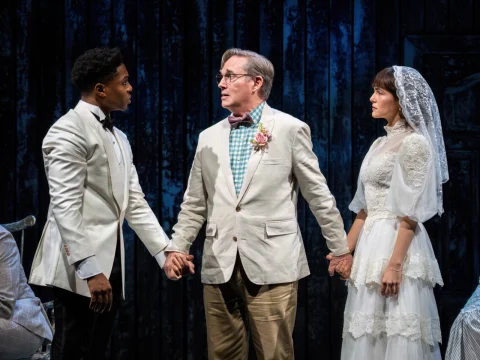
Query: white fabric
154,249,167,268
107,131,124,165
343,120,443,359
79,99,106,119
350,119,440,224
386,132,438,223
166,103,349,285
75,255,102,280
29,101,169,297
78,100,123,165
393,66,449,216
75,101,123,279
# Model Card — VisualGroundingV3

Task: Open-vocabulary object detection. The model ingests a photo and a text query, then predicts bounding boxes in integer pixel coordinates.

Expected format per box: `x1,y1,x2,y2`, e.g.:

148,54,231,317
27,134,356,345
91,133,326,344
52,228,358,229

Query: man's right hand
164,252,195,280
87,273,112,313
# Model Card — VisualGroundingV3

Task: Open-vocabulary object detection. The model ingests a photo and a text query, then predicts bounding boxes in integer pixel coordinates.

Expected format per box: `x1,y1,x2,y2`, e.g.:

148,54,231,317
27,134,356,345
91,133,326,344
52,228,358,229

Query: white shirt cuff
154,251,167,268
154,240,172,268
75,255,102,279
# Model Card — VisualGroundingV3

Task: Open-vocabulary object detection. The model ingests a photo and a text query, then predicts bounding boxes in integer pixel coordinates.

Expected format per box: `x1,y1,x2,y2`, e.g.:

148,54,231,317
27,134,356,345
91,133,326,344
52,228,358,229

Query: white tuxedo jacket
30,102,168,297
167,104,349,285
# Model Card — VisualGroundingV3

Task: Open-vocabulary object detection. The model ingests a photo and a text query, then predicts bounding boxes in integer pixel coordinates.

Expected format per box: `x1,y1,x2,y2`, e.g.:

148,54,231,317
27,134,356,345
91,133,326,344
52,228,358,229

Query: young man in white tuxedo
29,47,193,360
163,48,352,359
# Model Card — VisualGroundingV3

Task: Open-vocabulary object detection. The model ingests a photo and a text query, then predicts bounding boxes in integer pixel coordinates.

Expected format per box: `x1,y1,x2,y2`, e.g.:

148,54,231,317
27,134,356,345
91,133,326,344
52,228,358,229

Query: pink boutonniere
250,122,272,153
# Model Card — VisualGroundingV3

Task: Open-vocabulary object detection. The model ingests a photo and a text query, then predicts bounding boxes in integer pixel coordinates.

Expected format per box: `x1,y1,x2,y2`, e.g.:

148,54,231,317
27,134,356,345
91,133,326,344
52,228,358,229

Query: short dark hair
372,67,398,99
71,47,123,92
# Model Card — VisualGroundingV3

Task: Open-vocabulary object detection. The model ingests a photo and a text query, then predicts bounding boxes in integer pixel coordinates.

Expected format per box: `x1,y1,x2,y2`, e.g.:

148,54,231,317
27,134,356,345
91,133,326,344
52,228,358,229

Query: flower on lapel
250,122,272,153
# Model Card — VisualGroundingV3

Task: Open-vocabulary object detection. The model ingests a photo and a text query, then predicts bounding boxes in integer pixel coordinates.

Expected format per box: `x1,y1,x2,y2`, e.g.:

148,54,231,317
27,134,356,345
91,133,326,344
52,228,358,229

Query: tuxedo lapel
217,119,238,202
74,104,124,214
112,129,129,212
236,104,276,204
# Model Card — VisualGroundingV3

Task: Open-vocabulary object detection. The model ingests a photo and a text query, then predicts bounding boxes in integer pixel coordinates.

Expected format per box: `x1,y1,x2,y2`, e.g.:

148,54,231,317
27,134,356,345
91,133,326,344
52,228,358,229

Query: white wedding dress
342,119,443,360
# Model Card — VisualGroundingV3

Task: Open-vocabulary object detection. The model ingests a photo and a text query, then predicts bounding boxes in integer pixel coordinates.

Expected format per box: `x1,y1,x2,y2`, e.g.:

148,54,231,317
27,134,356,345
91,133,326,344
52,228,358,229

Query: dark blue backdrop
1,0,479,358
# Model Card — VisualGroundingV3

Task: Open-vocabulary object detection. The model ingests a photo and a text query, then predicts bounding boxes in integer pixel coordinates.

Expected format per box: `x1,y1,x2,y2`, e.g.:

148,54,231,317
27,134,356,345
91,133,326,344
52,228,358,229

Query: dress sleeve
349,173,366,214
349,138,382,214
386,133,437,223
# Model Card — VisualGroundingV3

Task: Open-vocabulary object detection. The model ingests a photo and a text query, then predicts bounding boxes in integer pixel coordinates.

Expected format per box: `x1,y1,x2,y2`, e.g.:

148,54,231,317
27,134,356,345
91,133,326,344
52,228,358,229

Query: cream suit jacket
29,102,168,297
166,104,349,285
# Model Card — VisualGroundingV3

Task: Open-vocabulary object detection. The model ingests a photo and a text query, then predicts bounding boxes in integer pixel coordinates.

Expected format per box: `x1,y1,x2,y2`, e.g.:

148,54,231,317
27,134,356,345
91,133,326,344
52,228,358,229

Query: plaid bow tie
228,112,254,128
91,112,114,131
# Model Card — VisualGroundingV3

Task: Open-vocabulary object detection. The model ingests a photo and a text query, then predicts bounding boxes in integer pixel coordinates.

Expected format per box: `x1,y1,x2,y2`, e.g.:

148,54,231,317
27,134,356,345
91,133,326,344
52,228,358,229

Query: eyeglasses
215,73,253,84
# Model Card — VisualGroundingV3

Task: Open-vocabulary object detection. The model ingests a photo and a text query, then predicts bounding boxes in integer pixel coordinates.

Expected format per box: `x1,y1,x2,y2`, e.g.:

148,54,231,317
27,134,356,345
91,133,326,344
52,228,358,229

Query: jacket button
235,206,241,212
233,236,238,241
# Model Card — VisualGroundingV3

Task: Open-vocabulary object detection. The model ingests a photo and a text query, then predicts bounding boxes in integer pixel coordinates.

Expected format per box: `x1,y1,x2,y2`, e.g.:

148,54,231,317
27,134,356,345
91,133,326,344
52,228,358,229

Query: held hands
326,252,403,296
164,252,195,280
87,273,113,313
326,252,353,280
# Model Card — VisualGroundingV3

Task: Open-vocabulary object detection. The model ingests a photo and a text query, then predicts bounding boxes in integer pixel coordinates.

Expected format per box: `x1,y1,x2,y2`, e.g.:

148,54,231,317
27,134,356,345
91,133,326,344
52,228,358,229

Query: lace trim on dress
343,311,442,345
349,253,444,289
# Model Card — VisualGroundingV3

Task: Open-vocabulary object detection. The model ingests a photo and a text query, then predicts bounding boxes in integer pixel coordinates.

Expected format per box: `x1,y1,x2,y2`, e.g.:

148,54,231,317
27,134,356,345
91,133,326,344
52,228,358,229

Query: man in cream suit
29,47,192,360
163,48,353,359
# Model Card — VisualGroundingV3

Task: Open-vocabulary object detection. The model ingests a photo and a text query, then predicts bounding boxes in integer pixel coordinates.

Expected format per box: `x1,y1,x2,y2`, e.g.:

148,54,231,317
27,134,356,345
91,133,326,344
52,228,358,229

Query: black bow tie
91,112,114,131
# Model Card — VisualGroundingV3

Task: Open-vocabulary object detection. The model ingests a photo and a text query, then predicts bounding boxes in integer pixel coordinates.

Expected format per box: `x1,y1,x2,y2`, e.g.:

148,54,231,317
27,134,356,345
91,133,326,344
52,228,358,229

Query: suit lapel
74,104,124,214
236,104,276,204
112,129,129,212
217,119,238,202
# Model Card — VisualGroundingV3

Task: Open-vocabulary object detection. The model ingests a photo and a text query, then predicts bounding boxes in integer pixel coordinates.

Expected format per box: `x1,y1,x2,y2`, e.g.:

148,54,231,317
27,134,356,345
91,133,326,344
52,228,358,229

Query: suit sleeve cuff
333,248,351,257
331,234,350,256
75,255,102,279
165,237,190,255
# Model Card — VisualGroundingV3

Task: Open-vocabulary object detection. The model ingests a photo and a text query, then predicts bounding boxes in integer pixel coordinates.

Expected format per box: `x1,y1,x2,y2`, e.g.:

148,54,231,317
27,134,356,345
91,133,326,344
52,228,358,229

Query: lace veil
393,66,449,216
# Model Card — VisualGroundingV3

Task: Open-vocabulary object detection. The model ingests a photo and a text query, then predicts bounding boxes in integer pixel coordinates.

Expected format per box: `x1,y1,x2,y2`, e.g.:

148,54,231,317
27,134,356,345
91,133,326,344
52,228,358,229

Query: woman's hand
335,259,351,280
381,266,402,297
326,253,351,280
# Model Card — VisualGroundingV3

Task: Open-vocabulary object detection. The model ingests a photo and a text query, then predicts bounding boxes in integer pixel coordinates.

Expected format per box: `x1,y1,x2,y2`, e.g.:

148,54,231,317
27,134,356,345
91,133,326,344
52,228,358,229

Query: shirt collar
250,102,265,126
78,100,107,120
230,102,266,128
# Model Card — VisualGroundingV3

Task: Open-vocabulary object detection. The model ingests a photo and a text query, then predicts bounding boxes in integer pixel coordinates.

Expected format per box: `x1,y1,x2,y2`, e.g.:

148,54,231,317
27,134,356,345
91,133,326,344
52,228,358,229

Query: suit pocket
260,158,286,165
206,223,217,237
265,219,297,237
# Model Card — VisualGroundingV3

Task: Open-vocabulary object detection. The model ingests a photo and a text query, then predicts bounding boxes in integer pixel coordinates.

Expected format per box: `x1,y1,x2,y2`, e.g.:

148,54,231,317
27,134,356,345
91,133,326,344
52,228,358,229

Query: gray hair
220,48,274,100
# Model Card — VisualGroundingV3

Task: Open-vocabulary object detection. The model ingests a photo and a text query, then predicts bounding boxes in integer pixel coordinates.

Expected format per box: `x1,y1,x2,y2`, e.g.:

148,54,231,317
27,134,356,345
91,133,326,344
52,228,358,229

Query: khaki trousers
204,256,298,360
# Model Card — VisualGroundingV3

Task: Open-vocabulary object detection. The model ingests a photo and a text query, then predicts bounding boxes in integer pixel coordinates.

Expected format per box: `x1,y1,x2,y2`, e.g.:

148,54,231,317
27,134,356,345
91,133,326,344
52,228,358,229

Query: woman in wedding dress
337,66,448,359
